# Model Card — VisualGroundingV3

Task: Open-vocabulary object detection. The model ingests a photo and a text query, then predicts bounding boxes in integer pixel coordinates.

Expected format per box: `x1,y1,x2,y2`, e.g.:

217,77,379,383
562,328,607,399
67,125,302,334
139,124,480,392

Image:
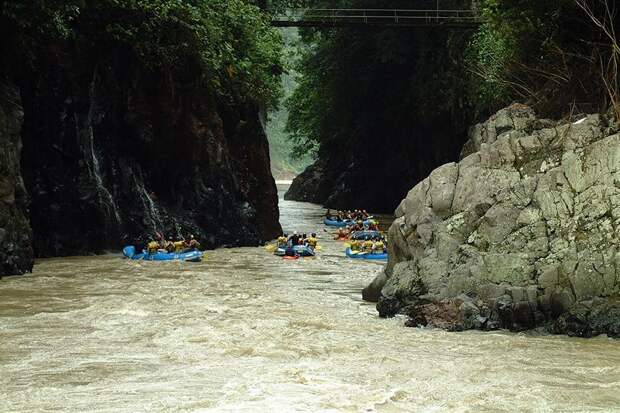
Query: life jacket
307,237,318,248
189,239,200,249
173,241,185,252
373,242,385,252
362,240,374,250
147,241,159,254
350,240,361,251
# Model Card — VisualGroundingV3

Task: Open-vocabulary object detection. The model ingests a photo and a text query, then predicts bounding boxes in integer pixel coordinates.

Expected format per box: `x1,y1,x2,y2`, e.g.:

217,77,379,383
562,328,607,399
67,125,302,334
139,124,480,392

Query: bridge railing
271,8,481,27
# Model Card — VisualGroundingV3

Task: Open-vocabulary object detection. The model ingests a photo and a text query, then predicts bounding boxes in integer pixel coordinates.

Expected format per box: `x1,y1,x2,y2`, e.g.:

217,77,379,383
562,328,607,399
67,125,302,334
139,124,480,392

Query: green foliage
1,0,82,38
1,0,284,108
285,0,474,157
266,28,314,176
465,0,609,116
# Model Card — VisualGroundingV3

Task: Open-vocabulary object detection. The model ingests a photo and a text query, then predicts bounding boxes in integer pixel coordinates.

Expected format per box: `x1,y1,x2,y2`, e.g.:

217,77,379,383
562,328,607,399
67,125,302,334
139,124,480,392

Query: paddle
265,245,276,252
349,249,368,256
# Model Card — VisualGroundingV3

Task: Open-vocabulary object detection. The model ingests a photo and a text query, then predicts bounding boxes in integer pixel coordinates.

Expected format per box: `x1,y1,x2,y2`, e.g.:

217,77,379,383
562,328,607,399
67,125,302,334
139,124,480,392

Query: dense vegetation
1,0,284,108
284,0,472,159
283,0,619,159
469,0,619,118
266,28,315,179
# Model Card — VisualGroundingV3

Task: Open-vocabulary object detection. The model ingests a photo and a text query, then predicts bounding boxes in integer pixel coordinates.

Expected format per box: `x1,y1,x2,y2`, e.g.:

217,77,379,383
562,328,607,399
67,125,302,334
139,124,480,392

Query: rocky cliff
285,114,468,213
365,104,620,337
0,79,33,276
0,42,281,274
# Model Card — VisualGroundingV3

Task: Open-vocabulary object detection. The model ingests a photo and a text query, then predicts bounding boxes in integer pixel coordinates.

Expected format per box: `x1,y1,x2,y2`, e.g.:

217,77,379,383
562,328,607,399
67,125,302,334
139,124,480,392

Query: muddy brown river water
1,185,619,412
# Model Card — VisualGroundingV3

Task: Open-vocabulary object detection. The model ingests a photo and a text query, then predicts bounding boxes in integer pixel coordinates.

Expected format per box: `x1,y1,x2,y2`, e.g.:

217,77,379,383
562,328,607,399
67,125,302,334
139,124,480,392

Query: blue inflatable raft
274,245,316,257
324,218,353,227
324,218,372,227
123,246,204,262
345,248,387,260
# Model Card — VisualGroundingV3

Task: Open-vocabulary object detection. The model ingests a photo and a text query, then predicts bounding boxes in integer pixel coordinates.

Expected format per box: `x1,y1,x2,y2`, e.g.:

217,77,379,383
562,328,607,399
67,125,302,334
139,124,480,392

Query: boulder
372,104,620,337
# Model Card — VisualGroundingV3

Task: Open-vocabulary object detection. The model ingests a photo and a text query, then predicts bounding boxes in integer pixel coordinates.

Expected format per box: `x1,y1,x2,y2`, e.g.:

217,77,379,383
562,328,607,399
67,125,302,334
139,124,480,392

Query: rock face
368,104,620,337
0,79,33,276
285,115,468,213
0,43,281,270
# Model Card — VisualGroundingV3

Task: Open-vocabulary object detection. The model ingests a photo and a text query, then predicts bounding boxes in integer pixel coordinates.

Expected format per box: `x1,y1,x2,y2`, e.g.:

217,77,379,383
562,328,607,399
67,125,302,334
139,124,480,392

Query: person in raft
186,235,201,250
370,221,380,231
362,238,374,253
306,233,318,249
284,232,300,257
146,236,164,254
352,220,364,232
334,227,348,240
173,237,186,252
164,237,175,253
372,237,386,254
277,233,288,248
288,231,301,247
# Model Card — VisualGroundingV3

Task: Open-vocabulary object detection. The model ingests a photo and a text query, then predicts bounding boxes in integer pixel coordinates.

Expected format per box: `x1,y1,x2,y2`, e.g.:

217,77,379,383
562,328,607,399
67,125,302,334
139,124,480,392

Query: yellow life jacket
363,240,374,250
307,237,318,248
350,240,361,251
173,241,185,252
147,241,159,253
373,242,385,252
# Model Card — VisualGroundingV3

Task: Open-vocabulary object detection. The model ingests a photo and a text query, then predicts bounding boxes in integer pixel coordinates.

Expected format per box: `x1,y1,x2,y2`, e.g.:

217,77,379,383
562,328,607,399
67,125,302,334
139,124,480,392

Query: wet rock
377,296,403,318
362,271,388,302
0,78,33,276
376,104,620,337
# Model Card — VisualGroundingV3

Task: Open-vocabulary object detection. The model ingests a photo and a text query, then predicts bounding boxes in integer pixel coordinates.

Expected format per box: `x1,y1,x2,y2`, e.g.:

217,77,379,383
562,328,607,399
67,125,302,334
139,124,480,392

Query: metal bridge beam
270,8,482,28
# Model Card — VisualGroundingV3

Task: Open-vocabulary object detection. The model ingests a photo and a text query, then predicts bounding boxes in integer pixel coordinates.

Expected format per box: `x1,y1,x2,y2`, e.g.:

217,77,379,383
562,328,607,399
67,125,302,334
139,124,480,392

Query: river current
1,184,619,412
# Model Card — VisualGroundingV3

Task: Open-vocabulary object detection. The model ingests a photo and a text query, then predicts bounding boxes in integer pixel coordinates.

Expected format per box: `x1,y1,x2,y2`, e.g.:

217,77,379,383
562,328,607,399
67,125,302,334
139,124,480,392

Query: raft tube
123,246,204,262
345,248,387,260
324,218,372,227
349,230,382,240
274,245,316,257
323,218,353,227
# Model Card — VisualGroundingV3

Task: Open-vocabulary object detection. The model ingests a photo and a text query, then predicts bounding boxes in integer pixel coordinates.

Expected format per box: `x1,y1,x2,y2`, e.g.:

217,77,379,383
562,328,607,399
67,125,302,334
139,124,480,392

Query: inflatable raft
274,245,316,257
349,230,381,240
324,218,353,227
345,248,387,260
123,246,204,262
324,218,372,227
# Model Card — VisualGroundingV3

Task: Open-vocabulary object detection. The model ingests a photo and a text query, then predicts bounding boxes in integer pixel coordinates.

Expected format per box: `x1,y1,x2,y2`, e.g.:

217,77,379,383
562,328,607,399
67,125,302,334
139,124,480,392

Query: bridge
271,8,482,28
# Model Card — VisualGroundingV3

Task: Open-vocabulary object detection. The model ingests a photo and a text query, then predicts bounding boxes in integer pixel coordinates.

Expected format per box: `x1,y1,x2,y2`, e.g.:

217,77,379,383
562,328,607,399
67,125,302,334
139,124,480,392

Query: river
1,184,619,412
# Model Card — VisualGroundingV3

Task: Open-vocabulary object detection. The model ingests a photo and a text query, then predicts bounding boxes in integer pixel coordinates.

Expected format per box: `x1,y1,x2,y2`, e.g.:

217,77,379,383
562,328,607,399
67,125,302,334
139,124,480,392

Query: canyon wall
0,42,281,275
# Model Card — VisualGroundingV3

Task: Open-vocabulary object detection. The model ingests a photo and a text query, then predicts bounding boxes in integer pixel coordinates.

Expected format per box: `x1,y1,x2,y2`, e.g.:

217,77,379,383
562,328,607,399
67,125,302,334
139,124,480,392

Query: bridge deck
271,8,482,28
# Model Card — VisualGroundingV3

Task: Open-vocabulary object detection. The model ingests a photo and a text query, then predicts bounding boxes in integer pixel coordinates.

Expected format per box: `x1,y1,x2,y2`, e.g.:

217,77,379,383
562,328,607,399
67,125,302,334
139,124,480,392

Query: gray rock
362,271,388,302
372,104,620,337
